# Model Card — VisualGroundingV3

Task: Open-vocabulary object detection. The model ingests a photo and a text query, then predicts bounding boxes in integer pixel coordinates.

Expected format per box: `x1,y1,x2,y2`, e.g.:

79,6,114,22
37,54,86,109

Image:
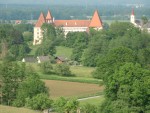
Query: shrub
40,62,53,74
81,103,98,113
54,64,72,76
25,93,53,110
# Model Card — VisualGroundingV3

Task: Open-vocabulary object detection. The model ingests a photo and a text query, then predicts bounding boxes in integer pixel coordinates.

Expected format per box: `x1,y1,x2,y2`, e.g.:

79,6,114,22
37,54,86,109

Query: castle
33,10,103,45
130,9,150,32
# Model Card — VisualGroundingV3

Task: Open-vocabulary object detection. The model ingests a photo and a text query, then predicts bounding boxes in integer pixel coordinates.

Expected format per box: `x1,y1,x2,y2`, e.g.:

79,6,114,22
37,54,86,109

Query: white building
33,10,103,45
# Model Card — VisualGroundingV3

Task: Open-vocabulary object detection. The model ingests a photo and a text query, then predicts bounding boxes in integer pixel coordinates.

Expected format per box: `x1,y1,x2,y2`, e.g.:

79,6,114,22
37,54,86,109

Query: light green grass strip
40,74,102,84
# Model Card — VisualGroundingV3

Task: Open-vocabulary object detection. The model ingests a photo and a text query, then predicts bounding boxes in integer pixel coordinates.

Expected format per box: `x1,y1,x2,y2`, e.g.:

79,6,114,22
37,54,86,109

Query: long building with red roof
33,10,103,45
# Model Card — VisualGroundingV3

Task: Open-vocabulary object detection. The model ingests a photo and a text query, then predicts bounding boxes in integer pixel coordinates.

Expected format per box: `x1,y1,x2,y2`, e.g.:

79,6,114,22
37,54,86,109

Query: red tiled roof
89,10,103,28
46,10,53,20
54,20,91,27
35,12,46,27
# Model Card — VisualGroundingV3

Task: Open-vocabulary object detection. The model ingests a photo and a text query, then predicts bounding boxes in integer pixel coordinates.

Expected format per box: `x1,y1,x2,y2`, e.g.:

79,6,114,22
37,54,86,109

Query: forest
0,4,150,21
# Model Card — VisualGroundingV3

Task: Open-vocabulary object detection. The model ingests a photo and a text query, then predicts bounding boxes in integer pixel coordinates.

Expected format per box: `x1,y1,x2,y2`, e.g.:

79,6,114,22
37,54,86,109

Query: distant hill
1,0,150,5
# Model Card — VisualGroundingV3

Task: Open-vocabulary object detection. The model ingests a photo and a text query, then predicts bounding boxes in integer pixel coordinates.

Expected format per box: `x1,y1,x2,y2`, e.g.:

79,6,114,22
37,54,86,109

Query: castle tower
46,10,53,24
33,12,46,45
89,10,103,30
130,8,135,24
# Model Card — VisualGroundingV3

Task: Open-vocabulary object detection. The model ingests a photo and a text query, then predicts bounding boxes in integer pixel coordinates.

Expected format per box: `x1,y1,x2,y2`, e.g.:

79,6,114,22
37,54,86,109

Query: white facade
130,14,135,25
33,27,43,45
62,27,88,36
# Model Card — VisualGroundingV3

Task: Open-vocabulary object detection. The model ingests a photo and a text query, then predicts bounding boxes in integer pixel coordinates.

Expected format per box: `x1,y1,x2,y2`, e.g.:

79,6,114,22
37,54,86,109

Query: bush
54,64,73,76
25,93,53,110
40,62,53,74
81,103,98,113
53,97,79,113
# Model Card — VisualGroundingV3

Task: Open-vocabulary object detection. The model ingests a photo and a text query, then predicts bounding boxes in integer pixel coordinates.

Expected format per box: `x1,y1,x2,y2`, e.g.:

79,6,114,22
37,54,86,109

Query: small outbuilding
37,56,50,63
22,57,37,63
55,56,66,64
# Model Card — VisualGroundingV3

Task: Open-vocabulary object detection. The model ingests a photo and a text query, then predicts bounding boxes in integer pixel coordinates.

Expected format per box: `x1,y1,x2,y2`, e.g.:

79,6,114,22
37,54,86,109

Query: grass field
79,95,105,106
44,80,104,99
55,46,73,59
0,105,42,113
41,75,102,84
70,66,95,77
25,62,101,84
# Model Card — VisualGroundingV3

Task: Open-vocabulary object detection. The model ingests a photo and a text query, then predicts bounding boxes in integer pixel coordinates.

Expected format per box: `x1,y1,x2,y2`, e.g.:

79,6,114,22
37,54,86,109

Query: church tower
46,10,53,24
130,9,135,24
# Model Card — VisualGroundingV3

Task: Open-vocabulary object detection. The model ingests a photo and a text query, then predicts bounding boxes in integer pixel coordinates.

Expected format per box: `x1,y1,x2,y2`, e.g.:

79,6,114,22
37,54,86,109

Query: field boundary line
78,95,102,101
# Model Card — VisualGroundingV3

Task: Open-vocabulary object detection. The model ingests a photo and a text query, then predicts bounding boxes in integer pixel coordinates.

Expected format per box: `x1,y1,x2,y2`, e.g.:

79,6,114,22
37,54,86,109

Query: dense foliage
87,22,150,113
0,61,49,109
0,24,32,60
26,93,53,110
53,97,79,113
54,64,73,76
35,24,64,56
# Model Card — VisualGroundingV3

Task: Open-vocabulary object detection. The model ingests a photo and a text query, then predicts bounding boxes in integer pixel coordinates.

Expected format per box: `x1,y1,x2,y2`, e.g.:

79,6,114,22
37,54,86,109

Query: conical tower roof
89,10,103,28
131,8,134,15
46,10,53,20
35,12,46,27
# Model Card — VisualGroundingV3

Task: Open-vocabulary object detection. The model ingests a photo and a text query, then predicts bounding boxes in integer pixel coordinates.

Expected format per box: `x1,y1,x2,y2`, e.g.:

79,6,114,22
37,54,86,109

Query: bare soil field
44,80,104,99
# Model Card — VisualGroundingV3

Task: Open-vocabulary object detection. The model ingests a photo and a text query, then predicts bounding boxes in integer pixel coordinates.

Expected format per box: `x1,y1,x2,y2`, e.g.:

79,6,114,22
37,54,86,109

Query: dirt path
78,95,102,101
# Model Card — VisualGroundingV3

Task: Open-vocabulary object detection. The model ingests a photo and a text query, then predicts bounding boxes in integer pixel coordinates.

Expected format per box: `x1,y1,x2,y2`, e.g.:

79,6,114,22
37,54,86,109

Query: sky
0,0,150,5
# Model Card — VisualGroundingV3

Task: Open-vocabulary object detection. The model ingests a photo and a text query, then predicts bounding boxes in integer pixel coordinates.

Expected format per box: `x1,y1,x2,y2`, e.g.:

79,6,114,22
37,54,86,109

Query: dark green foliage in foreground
81,103,98,113
53,97,79,113
100,63,150,113
86,22,150,112
26,93,53,110
13,73,48,107
0,62,26,105
0,61,49,109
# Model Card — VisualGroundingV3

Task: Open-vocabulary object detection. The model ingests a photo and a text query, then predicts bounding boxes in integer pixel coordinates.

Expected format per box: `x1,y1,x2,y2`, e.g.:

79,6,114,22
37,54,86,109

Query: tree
40,62,53,74
81,103,98,113
53,97,68,113
0,62,26,105
54,64,72,76
0,24,31,60
13,73,48,107
141,16,148,25
35,39,56,56
100,63,150,113
71,46,84,62
82,31,109,67
65,32,89,48
65,98,79,113
53,97,79,113
93,47,135,79
42,23,56,41
25,93,53,110
23,31,33,42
